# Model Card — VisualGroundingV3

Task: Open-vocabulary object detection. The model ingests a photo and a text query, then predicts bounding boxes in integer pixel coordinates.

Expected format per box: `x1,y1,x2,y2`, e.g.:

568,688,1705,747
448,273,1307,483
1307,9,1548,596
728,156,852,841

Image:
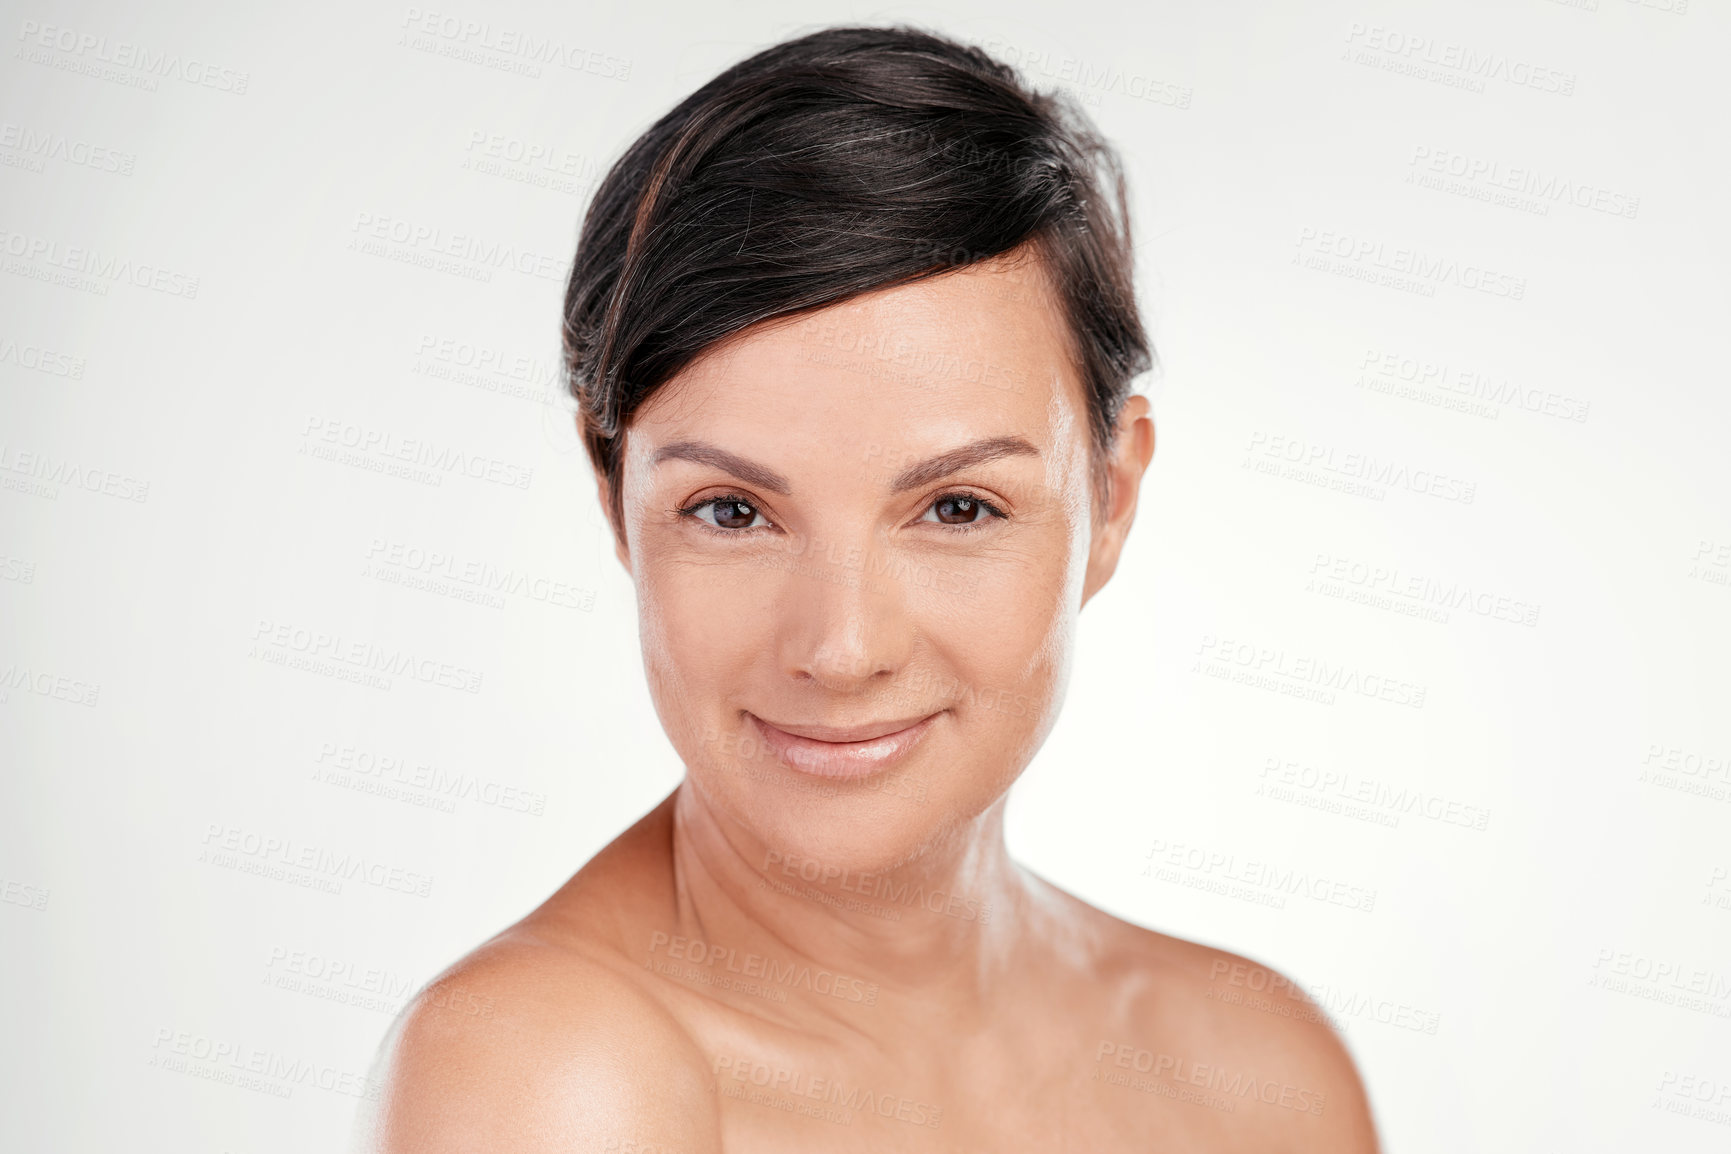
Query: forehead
629,253,1089,465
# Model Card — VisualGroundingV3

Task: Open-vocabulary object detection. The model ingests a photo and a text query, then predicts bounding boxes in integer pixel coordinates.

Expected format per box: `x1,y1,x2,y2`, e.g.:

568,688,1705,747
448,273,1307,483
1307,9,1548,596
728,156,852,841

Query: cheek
918,543,1075,717
633,557,762,705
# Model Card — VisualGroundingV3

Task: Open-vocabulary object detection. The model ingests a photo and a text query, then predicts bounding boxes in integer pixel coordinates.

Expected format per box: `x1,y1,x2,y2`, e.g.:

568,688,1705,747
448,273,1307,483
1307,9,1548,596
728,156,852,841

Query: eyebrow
886,435,1040,492
652,441,791,494
650,435,1041,495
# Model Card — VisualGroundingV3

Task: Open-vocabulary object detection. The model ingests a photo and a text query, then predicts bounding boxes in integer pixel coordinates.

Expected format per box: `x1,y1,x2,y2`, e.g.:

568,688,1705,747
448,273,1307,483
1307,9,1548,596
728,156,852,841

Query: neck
663,779,1037,1019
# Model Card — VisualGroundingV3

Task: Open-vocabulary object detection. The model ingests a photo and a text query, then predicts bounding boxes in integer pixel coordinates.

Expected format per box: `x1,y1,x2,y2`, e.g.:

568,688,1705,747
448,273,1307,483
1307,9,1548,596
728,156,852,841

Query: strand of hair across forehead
592,128,684,437
595,89,789,438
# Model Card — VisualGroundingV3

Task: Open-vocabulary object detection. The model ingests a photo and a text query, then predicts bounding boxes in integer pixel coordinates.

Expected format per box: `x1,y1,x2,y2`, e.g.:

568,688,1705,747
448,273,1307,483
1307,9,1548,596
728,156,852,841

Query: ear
592,469,632,573
1081,393,1156,607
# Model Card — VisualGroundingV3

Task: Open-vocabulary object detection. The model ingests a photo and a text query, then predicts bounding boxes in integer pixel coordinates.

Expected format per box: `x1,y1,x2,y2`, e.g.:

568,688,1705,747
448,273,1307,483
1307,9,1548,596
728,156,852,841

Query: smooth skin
356,247,1382,1153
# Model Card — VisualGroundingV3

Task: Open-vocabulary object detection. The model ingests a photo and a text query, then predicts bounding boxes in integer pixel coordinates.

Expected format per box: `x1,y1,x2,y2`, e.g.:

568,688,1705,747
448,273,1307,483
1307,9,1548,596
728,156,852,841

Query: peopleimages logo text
1294,228,1525,300
399,8,631,79
250,619,484,694
15,20,251,93
0,227,200,298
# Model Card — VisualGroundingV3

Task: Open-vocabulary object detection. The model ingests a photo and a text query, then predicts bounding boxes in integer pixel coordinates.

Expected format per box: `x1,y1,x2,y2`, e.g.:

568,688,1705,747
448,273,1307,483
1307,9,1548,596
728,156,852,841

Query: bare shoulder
355,927,720,1154
1039,878,1382,1152
354,799,718,1153
358,933,720,1152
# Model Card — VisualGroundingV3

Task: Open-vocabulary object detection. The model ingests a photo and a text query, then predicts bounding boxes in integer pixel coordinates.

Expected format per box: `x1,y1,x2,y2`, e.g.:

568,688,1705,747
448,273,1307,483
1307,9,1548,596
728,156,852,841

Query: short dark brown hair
562,25,1152,537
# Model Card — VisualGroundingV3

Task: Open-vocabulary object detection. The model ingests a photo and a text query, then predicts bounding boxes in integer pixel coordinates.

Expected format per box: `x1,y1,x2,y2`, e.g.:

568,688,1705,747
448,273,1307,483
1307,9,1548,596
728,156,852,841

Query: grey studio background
3,0,1728,1150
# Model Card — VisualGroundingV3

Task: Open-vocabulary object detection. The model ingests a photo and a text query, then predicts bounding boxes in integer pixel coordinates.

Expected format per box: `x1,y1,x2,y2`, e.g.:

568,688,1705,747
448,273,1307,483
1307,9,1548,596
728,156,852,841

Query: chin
685,709,1040,874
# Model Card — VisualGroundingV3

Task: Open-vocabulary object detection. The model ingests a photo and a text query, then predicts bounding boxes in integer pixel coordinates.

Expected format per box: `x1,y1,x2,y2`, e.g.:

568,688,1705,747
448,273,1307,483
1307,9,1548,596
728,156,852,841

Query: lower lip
747,713,938,780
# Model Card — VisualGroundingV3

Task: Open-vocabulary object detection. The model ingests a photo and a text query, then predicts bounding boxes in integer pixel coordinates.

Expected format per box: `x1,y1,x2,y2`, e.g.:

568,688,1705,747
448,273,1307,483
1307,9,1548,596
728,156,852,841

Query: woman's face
607,252,1150,871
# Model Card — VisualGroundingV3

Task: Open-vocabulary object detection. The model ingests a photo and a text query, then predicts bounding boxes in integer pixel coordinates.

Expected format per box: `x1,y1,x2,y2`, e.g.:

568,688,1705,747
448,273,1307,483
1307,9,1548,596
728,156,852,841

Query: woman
359,25,1380,1152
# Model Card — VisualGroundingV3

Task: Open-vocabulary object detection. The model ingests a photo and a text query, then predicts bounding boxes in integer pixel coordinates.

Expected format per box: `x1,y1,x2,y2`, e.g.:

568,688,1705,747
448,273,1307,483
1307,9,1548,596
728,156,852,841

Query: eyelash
676,491,1008,535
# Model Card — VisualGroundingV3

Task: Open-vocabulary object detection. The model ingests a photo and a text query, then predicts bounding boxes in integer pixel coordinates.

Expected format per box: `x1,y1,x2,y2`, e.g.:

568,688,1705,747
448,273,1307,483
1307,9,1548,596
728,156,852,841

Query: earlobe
1121,394,1156,476
593,473,632,573
1079,396,1155,607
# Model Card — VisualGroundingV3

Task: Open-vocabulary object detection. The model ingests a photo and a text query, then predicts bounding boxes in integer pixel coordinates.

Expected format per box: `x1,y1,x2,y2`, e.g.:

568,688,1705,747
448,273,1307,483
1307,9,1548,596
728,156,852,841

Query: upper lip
752,713,938,743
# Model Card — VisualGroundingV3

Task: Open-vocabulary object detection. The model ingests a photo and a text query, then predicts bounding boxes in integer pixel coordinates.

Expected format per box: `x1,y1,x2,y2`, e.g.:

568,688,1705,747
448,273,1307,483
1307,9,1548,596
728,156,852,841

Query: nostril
778,601,914,686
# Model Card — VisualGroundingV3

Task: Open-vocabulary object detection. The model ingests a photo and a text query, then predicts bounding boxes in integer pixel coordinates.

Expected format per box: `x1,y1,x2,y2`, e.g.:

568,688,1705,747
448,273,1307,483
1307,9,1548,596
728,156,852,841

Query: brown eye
918,493,1005,529
932,496,980,524
694,498,764,530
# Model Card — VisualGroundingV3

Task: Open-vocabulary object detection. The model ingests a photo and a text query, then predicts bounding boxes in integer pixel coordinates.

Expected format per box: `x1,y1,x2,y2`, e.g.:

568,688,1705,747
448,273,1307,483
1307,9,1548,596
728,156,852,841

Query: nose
774,534,913,691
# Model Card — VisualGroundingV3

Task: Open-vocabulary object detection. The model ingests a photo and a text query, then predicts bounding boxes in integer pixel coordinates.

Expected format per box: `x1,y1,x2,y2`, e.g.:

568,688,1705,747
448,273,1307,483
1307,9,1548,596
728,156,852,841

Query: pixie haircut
563,25,1153,536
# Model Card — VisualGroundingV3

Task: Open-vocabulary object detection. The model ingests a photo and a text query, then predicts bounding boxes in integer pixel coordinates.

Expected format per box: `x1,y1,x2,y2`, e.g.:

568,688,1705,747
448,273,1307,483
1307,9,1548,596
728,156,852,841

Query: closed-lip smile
745,711,941,779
